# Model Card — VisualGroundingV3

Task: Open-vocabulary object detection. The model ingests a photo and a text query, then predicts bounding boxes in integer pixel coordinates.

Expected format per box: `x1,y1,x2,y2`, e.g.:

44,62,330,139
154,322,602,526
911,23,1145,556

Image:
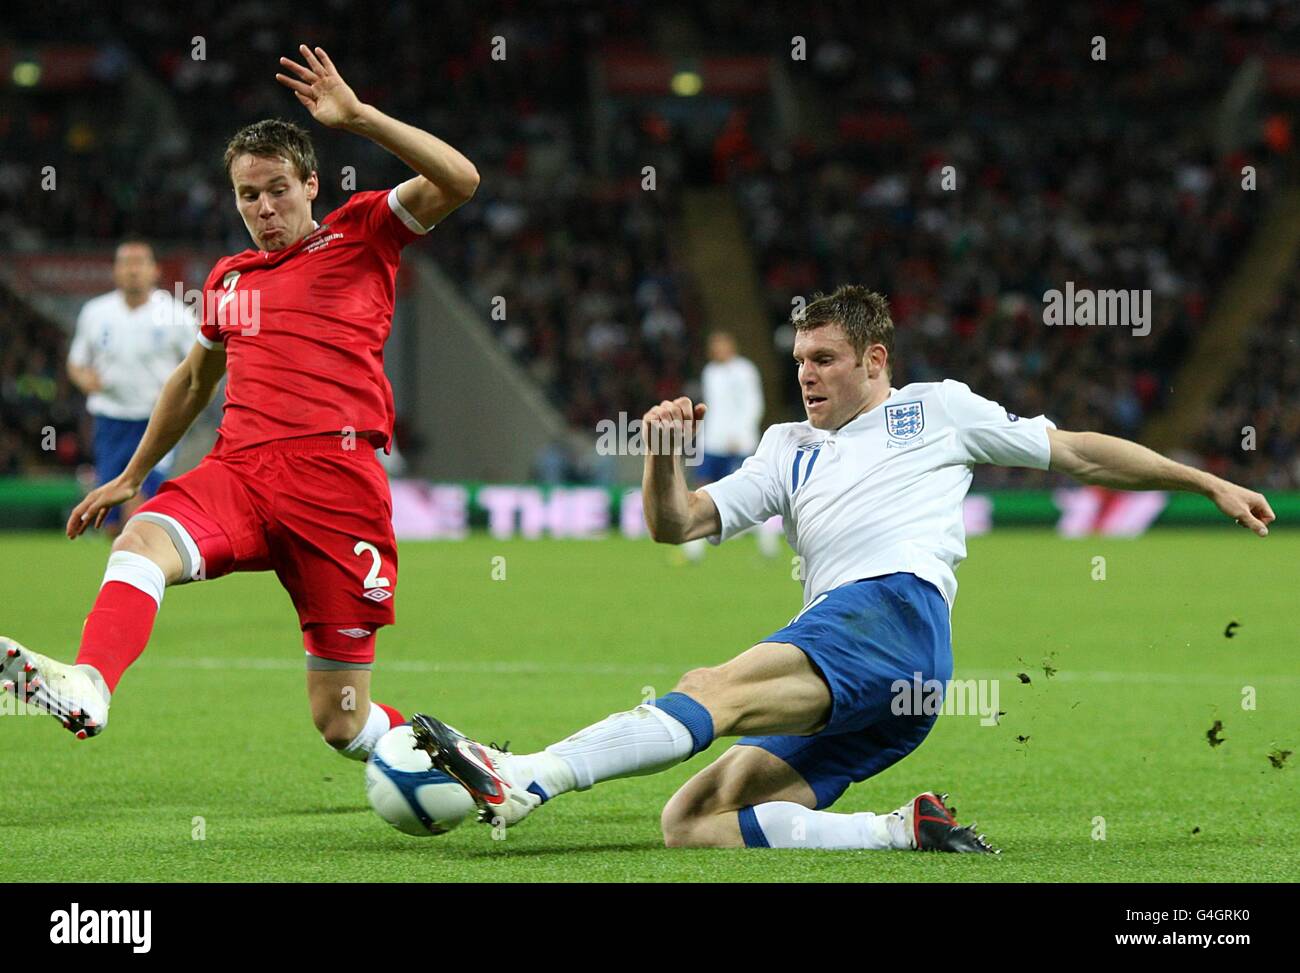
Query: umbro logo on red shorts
362,589,393,602
336,628,373,639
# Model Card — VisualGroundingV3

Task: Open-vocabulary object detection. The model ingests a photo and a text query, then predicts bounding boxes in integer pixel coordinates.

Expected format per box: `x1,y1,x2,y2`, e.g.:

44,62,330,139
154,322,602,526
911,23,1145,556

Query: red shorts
131,435,397,664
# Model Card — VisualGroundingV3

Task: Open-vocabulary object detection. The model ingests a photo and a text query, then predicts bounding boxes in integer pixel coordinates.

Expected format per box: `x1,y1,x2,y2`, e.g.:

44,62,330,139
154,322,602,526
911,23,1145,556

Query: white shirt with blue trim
68,289,198,420
699,379,1057,613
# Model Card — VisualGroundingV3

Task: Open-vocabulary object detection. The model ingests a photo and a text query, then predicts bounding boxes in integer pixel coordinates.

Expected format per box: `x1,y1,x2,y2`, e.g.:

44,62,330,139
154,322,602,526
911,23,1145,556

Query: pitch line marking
138,657,1300,685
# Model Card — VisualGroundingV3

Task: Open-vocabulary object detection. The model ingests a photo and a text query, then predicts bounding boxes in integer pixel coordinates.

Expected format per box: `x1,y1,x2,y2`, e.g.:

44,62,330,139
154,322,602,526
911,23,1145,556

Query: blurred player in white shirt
684,331,779,560
410,285,1273,853
67,240,196,537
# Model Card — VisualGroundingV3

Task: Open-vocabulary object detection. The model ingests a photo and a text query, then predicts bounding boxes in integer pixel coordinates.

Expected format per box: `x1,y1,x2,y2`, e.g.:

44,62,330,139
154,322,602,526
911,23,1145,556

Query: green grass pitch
1,528,1296,882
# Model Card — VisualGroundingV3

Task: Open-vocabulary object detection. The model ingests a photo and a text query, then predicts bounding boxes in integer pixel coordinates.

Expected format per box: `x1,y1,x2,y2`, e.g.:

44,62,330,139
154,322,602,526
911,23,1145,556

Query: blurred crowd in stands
0,286,87,475
1196,278,1300,490
718,0,1294,487
2,0,1298,488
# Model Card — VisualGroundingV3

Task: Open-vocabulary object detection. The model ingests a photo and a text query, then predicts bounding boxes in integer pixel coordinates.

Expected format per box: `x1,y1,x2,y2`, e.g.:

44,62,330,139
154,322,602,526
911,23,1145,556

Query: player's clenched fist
641,397,707,455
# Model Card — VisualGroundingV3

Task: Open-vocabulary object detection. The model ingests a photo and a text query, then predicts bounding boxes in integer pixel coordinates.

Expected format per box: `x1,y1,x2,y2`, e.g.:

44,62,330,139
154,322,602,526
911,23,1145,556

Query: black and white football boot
409,713,540,827
903,791,999,853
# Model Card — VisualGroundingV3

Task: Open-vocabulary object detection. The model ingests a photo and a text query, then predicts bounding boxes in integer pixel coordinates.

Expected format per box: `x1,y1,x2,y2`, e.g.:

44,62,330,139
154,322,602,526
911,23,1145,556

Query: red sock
374,701,404,728
76,581,159,693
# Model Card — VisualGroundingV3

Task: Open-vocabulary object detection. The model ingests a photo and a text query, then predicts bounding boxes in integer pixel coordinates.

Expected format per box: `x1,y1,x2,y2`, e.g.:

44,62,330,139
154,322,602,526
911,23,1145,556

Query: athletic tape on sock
101,551,167,608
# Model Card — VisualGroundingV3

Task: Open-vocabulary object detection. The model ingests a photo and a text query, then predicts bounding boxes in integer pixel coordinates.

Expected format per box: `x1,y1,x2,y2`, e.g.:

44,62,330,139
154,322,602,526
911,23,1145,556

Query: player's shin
75,551,167,694
517,692,715,800
739,801,910,851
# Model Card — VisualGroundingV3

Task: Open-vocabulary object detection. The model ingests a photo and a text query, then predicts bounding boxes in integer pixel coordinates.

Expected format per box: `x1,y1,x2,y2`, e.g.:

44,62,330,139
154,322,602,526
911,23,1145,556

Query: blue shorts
92,416,166,525
737,572,953,809
693,452,744,485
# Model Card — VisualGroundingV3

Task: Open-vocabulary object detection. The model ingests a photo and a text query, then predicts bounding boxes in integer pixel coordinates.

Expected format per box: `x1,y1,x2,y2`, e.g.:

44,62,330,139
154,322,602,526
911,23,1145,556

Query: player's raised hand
275,45,364,130
66,475,139,539
642,397,706,455
1210,481,1275,537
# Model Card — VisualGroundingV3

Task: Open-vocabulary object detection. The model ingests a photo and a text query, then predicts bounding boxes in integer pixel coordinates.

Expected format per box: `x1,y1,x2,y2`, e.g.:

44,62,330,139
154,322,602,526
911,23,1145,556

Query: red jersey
197,188,429,454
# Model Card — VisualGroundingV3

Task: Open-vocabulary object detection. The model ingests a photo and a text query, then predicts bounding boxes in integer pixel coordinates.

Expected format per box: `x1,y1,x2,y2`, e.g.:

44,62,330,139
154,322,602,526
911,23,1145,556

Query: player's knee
673,665,724,701
661,777,730,848
660,815,695,848
661,802,712,848
672,665,742,733
110,523,154,558
111,522,179,579
661,803,736,849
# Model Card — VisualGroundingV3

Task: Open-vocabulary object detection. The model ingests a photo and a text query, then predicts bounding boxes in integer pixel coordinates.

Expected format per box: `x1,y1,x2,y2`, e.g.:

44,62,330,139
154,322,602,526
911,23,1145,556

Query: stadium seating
2,0,1296,485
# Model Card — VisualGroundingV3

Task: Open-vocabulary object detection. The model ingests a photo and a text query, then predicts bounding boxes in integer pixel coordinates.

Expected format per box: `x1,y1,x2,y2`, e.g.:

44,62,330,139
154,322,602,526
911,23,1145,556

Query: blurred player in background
682,330,778,561
1,45,478,766
411,285,1275,853
66,240,195,538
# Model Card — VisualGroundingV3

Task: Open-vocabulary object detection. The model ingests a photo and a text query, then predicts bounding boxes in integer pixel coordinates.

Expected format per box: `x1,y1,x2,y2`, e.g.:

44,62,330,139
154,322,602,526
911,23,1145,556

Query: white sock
749,802,910,850
757,526,781,557
682,538,706,562
101,550,167,608
507,751,575,802
526,704,695,795
338,702,391,762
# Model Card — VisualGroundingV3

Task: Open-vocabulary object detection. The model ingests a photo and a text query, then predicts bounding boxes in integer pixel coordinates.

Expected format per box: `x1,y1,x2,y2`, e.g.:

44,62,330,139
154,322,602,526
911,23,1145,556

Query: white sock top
101,550,167,608
340,702,391,761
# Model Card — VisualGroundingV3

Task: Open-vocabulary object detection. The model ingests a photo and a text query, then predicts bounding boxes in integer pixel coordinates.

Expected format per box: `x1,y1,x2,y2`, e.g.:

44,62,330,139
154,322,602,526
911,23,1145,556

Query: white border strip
388,186,433,235
130,512,205,583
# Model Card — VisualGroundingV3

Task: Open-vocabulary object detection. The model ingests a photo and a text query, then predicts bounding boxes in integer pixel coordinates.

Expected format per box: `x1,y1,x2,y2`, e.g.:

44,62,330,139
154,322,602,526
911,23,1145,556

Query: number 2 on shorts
352,540,391,589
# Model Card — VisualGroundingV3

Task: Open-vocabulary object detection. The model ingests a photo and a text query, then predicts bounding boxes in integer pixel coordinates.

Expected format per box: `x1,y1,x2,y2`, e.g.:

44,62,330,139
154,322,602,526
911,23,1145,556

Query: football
365,725,476,836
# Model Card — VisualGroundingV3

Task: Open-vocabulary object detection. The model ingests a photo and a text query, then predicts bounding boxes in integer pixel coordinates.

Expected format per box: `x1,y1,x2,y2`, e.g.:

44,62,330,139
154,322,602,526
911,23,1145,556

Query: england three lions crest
885,401,925,441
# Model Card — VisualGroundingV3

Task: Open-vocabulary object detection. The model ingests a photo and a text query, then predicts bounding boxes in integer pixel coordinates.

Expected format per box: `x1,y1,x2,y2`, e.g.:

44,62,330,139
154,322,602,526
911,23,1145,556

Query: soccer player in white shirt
698,331,763,471
411,285,1275,853
67,240,197,537
682,331,779,560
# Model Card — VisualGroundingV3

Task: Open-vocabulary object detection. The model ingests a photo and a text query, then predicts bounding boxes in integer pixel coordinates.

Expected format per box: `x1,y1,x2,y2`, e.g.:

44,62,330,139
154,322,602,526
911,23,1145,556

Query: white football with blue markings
365,725,476,836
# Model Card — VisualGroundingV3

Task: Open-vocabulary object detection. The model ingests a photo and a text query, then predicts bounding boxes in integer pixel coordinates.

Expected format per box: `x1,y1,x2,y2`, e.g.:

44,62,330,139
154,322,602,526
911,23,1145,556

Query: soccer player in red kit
1,46,479,763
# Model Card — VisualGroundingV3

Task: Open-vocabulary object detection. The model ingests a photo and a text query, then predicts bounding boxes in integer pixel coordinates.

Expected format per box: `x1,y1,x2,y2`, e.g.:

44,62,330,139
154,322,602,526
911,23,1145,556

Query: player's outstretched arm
642,397,722,544
275,44,479,227
1046,428,1275,536
66,342,226,538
